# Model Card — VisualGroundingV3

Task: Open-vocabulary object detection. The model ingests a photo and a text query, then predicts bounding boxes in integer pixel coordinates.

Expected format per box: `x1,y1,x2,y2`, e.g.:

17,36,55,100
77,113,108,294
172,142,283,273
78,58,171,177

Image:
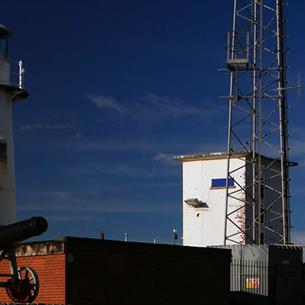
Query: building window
0,142,7,161
210,178,235,189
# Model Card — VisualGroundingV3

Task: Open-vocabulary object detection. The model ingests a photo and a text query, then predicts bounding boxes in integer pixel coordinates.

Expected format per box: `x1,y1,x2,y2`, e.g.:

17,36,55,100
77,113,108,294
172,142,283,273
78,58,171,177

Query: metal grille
231,258,269,296
230,258,304,305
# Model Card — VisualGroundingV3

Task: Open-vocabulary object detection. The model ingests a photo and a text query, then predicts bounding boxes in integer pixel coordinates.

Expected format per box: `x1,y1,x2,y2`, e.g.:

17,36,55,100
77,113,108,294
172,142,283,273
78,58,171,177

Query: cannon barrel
0,217,48,248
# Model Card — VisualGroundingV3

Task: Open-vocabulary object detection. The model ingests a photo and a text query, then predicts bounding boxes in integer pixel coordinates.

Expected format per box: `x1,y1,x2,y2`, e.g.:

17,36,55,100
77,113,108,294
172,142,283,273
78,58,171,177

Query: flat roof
174,151,247,162
174,151,298,167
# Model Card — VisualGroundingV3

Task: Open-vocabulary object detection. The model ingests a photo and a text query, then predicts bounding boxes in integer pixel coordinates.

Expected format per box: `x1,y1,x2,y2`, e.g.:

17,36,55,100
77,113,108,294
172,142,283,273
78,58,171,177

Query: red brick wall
0,254,66,304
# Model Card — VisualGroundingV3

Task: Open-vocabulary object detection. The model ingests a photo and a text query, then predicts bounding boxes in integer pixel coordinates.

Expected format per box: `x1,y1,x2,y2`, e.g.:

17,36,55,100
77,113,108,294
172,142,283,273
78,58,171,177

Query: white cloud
86,94,127,113
76,139,164,153
152,152,176,165
291,230,305,246
141,93,217,119
66,160,179,179
289,140,305,156
291,231,305,261
288,137,305,166
20,123,72,131
76,140,180,154
72,137,226,156
18,199,176,214
46,215,104,222
290,185,305,198
86,92,221,121
74,131,85,139
298,161,305,167
289,126,305,138
98,163,156,178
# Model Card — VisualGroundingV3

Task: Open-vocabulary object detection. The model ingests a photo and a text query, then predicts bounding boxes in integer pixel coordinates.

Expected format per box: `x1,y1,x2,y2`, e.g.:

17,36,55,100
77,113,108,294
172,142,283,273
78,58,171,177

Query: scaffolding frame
223,0,291,245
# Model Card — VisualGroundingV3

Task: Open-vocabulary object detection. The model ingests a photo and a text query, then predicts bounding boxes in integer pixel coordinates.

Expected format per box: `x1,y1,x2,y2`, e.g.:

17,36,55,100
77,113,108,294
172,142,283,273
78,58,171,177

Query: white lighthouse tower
0,25,28,225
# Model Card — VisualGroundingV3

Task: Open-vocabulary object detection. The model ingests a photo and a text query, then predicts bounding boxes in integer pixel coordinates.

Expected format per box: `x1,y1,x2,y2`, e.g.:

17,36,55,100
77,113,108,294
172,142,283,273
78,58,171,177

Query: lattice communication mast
224,0,294,245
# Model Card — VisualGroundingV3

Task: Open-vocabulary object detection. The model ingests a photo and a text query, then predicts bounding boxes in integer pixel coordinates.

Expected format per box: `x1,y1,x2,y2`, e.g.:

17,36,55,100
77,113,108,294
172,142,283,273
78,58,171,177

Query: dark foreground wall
65,237,231,305
0,237,231,305
226,244,304,305
269,245,304,305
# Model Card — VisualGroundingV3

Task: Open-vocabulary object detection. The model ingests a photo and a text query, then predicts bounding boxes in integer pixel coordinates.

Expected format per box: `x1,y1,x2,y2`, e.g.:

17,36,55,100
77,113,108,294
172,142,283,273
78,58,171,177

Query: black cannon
0,217,48,303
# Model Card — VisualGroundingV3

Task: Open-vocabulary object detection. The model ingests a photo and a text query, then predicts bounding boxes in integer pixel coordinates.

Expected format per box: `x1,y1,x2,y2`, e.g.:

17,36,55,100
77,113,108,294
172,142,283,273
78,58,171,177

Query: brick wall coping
15,241,64,257
13,236,232,257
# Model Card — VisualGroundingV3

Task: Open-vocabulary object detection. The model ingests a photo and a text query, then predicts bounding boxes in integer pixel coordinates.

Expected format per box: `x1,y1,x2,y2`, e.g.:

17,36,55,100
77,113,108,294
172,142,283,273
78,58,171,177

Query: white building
175,152,286,247
0,25,28,225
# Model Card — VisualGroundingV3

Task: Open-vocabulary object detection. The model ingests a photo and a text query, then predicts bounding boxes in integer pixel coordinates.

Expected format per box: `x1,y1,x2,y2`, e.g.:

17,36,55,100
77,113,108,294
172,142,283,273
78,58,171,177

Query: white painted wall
182,157,246,247
181,155,284,247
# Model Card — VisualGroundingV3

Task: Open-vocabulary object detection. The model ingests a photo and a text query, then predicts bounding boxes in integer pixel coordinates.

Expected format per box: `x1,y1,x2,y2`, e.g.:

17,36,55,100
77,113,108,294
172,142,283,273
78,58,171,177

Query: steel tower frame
223,0,292,245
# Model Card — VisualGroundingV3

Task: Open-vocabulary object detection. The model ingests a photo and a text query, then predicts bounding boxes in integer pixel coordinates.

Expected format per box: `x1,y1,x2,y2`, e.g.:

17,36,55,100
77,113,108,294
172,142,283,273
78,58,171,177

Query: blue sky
1,0,305,245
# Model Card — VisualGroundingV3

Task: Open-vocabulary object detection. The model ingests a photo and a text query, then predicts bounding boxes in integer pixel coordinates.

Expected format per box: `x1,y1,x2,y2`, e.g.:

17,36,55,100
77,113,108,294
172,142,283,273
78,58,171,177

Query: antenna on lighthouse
0,24,28,225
